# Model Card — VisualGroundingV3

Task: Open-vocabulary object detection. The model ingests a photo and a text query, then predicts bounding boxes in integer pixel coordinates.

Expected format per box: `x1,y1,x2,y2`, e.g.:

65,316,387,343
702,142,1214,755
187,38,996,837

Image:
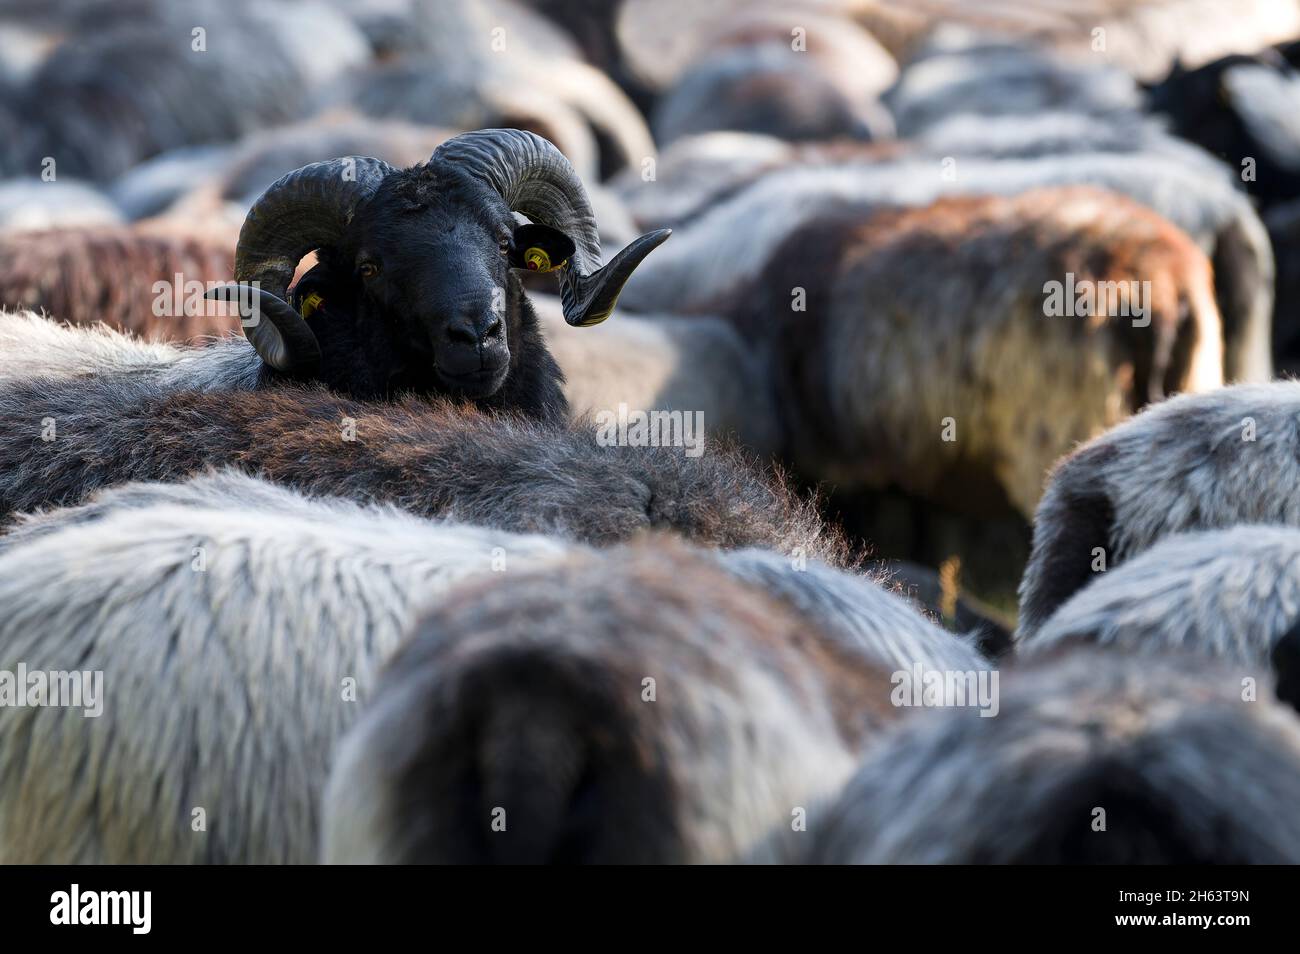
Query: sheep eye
498,237,511,255
359,262,379,279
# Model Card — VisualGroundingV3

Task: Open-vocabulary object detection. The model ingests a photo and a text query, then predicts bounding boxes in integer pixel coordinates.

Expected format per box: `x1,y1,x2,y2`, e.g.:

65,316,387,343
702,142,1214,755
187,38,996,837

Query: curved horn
206,156,395,374
430,129,669,327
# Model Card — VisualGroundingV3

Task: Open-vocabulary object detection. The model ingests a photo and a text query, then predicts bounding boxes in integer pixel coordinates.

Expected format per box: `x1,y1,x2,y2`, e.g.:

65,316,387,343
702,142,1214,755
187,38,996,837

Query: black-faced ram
0,130,670,419
205,128,667,411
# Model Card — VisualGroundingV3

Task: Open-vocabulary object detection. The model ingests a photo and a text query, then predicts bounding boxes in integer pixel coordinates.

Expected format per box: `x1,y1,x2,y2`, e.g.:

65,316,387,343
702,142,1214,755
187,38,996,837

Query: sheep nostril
446,326,478,347
484,317,503,339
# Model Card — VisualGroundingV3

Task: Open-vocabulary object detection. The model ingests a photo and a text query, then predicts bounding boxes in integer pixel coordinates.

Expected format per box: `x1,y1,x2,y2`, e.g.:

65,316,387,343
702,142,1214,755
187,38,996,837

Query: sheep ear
509,223,575,274
204,283,322,377
289,262,337,319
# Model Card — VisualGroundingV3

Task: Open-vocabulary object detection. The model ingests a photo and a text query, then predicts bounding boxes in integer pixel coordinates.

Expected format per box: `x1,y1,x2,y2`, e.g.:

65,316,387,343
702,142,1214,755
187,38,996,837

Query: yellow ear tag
300,291,325,320
524,247,558,272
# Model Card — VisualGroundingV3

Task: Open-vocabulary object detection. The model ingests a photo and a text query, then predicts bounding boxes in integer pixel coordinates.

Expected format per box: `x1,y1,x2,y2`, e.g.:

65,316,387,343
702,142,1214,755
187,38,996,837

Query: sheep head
206,128,670,401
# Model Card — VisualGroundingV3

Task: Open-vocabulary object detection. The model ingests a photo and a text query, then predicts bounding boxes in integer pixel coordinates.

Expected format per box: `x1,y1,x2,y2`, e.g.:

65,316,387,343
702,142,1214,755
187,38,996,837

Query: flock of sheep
4,0,1300,865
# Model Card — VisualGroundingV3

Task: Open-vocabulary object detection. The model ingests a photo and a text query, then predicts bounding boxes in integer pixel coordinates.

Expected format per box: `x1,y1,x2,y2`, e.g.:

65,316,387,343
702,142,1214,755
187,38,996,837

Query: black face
326,165,574,400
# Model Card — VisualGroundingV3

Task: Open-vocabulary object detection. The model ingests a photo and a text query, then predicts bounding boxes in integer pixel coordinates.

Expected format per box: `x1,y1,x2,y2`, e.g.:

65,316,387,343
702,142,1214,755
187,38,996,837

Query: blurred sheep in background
789,648,1300,864
1020,524,1300,713
0,225,238,340
7,0,1300,867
